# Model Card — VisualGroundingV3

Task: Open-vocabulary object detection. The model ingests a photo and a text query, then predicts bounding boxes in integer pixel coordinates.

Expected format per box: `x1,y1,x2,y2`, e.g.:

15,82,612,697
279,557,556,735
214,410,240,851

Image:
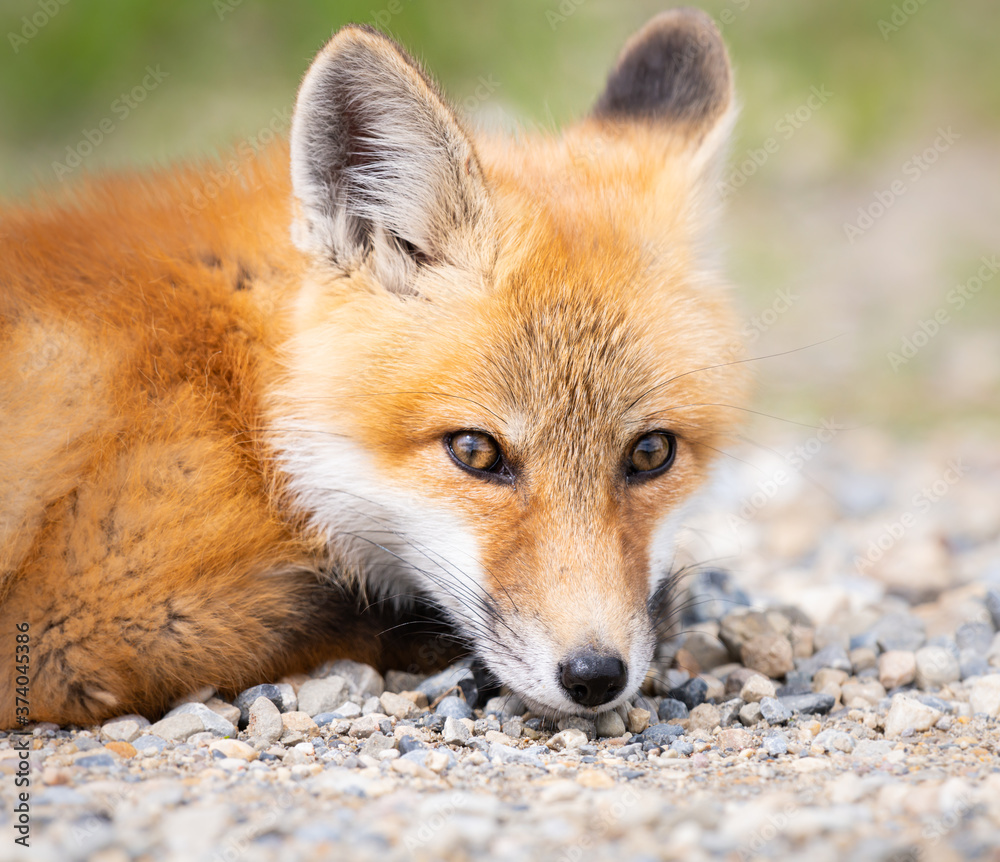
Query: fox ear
592,8,734,168
290,25,489,293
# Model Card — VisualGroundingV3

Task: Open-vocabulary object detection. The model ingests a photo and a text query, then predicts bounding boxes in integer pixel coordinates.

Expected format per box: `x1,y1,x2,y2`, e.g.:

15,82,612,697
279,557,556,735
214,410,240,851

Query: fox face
270,11,747,715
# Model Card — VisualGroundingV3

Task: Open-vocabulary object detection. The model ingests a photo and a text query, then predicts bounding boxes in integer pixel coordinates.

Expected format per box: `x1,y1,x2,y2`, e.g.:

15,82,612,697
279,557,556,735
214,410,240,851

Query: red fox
0,9,746,726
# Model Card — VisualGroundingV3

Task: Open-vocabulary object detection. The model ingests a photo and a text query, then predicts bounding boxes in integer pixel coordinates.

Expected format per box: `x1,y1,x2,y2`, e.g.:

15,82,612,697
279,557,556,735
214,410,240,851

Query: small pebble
435,696,473,721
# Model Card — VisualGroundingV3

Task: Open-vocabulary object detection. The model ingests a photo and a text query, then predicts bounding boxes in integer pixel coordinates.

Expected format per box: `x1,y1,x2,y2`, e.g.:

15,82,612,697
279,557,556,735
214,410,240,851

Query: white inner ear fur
289,27,490,295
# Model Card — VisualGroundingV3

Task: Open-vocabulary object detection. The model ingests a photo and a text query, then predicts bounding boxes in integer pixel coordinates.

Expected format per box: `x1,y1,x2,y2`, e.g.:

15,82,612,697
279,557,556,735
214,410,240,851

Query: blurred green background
2,0,998,435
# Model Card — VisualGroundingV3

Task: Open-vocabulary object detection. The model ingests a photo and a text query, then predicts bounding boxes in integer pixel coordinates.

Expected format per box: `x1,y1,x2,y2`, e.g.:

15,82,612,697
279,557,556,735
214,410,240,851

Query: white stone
914,646,961,689
547,728,588,751
969,674,1000,717
101,714,150,743
247,696,283,746
442,716,470,746
884,694,942,738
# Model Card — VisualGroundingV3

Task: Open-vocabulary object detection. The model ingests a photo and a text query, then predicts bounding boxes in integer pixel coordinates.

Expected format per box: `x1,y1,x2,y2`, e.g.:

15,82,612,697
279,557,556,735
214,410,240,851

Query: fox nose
559,650,628,707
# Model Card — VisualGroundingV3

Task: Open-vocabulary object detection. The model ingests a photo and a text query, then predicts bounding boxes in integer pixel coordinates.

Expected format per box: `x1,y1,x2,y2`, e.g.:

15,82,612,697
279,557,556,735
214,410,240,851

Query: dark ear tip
593,7,732,127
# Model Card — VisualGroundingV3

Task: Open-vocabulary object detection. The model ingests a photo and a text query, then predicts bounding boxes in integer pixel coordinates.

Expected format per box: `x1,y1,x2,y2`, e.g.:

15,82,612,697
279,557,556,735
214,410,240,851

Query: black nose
559,650,628,707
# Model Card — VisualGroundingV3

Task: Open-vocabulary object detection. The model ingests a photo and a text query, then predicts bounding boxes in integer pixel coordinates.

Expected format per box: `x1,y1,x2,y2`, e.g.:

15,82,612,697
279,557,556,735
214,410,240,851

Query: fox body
0,10,746,726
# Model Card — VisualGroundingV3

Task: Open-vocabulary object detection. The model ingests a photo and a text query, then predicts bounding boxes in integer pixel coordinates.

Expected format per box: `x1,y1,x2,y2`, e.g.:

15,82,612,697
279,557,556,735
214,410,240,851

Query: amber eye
629,431,676,477
448,430,502,473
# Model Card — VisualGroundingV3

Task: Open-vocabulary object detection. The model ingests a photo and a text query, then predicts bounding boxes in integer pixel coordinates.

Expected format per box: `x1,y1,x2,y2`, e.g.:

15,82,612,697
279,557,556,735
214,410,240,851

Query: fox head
270,10,747,715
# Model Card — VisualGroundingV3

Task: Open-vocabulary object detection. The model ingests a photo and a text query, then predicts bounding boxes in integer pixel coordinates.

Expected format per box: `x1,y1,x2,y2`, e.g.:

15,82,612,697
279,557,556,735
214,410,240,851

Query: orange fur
0,12,747,726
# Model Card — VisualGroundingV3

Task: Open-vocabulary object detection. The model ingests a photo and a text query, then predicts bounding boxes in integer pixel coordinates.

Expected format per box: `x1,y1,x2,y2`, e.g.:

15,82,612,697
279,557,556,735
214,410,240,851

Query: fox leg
0,558,459,727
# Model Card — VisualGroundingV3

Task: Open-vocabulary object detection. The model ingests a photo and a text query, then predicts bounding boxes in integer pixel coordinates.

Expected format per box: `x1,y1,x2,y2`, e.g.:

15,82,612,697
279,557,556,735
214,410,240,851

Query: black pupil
454,432,499,471
633,433,669,472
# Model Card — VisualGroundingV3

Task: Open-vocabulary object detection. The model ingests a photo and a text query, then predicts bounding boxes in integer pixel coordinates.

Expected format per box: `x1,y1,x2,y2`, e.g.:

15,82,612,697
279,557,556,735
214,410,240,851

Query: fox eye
628,431,676,478
448,430,503,474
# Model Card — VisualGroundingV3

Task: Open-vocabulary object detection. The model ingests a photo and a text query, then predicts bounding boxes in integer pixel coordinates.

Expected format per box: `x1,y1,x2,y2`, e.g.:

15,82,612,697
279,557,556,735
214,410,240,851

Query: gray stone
595,709,626,738
384,670,426,694
482,693,527,718
682,569,751,627
852,740,894,760
759,697,792,724
234,685,283,728
960,652,990,680
163,702,236,737
797,644,852,676
872,613,926,652
442,716,471,746
762,731,788,757
101,714,150,743
74,753,117,768
634,723,685,748
297,677,349,717
133,735,167,753
915,645,961,689
669,738,694,756
490,743,546,767
416,664,474,702
985,590,1000,631
148,712,205,742
956,622,994,655
813,729,855,753
718,698,744,728
667,677,708,710
435,695,473,721
360,732,396,758
778,693,835,715
739,701,763,726
813,624,850,652
658,698,689,721
318,660,385,698
348,714,391,738
274,683,298,713
361,696,383,715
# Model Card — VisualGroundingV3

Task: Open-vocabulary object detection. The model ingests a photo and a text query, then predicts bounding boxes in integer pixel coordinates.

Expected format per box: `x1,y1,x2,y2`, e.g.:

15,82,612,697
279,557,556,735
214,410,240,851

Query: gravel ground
2,428,998,862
